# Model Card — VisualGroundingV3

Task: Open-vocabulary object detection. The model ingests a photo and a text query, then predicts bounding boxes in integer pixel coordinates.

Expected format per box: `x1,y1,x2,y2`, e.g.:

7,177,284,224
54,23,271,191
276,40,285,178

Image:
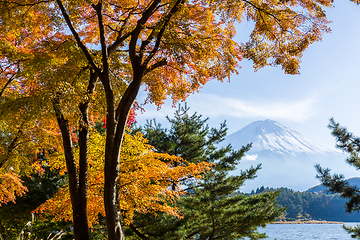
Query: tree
0,152,73,240
0,0,333,239
316,118,360,238
34,126,209,230
128,105,283,239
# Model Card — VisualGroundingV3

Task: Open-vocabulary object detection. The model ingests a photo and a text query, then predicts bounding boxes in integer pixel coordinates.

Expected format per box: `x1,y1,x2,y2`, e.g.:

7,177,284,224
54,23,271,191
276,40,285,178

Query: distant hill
251,186,360,222
306,177,360,193
221,119,359,192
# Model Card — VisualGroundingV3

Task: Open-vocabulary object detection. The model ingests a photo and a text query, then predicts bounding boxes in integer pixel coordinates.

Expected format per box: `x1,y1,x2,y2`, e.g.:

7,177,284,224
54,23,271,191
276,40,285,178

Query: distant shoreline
271,220,344,224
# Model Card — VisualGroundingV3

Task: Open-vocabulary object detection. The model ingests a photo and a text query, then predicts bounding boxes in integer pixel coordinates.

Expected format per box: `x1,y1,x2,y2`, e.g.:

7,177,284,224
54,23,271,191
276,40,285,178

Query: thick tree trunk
102,71,124,240
104,68,144,240
104,151,124,240
70,178,90,240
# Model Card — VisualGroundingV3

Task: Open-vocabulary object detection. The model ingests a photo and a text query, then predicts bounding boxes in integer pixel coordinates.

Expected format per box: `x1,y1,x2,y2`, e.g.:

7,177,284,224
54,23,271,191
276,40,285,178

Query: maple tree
0,0,334,239
35,128,210,227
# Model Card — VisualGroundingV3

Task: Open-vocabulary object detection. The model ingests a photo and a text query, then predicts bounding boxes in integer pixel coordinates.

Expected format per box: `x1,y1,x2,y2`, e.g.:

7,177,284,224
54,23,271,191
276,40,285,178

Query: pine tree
316,118,360,239
128,104,283,239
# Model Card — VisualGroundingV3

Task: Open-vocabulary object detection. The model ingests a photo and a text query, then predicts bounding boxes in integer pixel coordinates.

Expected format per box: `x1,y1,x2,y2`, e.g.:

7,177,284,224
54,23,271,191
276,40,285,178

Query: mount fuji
221,119,359,192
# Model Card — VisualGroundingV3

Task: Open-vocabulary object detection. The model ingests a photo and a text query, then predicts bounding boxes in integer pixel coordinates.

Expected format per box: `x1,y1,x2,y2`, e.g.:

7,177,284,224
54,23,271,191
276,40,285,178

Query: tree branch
55,0,101,76
78,69,97,211
92,3,109,76
138,3,169,57
52,92,77,176
0,124,24,169
0,72,17,99
144,58,167,75
108,12,133,56
143,0,185,66
129,224,149,240
0,0,50,7
129,0,162,65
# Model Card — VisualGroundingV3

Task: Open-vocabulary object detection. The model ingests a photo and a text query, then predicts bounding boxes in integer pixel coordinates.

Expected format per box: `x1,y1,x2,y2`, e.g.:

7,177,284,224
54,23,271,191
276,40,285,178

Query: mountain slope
223,119,336,156
221,120,359,192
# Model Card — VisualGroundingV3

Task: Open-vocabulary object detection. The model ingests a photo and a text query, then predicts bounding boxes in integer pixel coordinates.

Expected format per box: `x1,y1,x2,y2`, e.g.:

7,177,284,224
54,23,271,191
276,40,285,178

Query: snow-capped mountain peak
222,119,356,192
223,119,335,156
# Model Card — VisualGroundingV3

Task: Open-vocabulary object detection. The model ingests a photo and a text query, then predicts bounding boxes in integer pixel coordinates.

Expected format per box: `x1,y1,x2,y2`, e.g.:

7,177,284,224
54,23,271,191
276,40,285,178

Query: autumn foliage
0,172,27,205
0,0,335,239
35,129,210,227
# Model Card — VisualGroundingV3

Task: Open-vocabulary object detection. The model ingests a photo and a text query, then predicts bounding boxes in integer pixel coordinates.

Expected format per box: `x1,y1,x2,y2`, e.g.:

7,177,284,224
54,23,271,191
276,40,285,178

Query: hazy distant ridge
306,177,360,193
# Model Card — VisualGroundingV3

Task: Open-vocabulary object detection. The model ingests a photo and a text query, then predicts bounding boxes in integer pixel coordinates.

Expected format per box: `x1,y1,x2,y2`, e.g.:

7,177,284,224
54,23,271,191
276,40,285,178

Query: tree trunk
102,71,124,240
104,68,144,240
71,185,91,240
53,94,91,240
104,146,124,240
55,127,90,240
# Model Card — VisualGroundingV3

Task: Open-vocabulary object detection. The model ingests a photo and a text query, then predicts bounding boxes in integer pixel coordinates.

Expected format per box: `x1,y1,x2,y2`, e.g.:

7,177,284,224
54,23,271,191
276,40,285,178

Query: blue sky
136,1,360,152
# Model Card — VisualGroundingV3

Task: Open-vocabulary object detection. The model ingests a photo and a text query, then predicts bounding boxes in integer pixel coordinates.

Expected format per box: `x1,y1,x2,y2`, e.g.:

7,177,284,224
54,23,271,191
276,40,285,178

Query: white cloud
186,93,316,123
242,154,258,161
135,93,317,126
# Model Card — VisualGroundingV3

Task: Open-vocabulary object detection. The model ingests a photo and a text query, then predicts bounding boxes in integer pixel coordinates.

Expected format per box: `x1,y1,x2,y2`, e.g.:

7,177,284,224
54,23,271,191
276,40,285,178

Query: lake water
258,223,360,239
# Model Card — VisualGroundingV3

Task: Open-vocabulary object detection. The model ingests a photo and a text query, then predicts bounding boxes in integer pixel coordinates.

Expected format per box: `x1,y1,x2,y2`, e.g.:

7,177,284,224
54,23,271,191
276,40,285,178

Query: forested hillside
250,187,360,222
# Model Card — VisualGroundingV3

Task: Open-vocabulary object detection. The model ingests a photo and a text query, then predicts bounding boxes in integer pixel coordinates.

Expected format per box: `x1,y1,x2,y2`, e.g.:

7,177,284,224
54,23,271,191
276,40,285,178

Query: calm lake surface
257,223,360,240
